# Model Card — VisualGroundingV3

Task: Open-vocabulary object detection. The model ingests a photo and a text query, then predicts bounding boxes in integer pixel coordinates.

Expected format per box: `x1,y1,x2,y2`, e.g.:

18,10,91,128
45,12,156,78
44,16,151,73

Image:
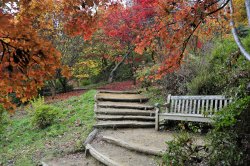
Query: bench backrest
165,95,233,115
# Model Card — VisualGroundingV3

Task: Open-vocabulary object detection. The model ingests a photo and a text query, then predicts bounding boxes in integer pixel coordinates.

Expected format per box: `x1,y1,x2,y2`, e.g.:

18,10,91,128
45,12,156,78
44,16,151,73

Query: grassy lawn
0,90,96,166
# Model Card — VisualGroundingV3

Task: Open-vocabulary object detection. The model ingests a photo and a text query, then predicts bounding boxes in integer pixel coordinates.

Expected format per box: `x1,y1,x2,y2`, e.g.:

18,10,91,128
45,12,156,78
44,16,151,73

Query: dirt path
45,153,104,166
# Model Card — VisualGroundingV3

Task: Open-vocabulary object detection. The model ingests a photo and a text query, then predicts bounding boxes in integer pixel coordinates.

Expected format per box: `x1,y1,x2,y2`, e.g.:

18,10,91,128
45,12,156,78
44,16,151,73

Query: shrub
80,79,91,86
162,132,208,166
30,97,59,129
187,70,217,95
0,105,9,135
207,96,250,166
186,35,250,97
213,96,250,130
162,55,210,95
207,131,243,166
177,121,211,134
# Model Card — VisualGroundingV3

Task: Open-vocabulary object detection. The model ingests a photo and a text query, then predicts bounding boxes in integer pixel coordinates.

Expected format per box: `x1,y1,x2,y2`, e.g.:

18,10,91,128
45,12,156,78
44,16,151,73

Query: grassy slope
141,86,165,105
0,90,96,166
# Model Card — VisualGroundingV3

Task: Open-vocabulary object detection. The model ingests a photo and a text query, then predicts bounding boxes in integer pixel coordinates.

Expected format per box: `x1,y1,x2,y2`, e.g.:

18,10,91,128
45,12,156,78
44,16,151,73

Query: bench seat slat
219,99,223,109
201,99,205,114
189,100,193,114
206,99,209,113
174,99,178,113
177,99,181,113
184,100,189,114
214,100,218,111
197,100,201,114
170,99,174,113
159,113,211,123
159,113,212,117
193,100,197,114
210,100,214,114
224,100,228,107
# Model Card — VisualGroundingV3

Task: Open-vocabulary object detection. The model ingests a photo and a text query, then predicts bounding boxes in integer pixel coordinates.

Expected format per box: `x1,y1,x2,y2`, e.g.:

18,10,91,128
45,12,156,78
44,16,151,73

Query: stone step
85,144,121,166
102,136,163,156
97,101,154,110
94,121,155,128
89,139,158,166
96,115,155,121
96,93,149,102
98,90,140,94
95,108,155,116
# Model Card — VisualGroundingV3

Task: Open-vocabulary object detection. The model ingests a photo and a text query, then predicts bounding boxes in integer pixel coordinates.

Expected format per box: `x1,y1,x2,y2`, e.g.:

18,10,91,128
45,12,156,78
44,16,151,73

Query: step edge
98,105,154,110
97,98,149,102
102,136,164,156
96,115,155,118
95,121,155,125
85,144,123,166
98,90,140,94
94,122,155,128
96,115,155,120
95,112,155,116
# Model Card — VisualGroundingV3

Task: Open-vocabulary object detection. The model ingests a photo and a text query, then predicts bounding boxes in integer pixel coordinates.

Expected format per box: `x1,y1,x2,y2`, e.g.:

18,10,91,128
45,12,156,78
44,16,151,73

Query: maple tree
0,0,67,110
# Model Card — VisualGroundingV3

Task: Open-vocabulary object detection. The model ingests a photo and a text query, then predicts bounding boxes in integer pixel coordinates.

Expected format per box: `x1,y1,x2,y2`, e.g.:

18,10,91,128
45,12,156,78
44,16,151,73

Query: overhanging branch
229,0,250,61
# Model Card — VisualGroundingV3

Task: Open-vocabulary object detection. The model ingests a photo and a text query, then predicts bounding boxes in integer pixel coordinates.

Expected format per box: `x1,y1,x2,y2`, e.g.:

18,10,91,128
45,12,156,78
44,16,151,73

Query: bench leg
155,108,159,131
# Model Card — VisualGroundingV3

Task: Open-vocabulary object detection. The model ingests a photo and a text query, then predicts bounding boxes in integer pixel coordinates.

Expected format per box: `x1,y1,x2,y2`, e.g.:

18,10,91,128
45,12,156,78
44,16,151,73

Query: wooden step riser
97,98,149,103
98,105,154,110
98,90,140,94
94,124,155,128
95,111,155,116
96,117,155,121
85,144,121,166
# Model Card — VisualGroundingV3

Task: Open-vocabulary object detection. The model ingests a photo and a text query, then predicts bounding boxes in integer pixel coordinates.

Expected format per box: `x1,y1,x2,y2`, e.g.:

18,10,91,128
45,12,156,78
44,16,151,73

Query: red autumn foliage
0,0,70,110
65,0,230,79
98,81,136,91
45,90,86,103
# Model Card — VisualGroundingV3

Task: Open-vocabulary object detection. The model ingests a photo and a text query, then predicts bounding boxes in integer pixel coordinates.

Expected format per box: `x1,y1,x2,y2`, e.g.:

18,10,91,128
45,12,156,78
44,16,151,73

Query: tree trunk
245,0,250,27
49,80,56,98
108,49,132,83
59,77,68,93
229,0,250,61
130,54,136,85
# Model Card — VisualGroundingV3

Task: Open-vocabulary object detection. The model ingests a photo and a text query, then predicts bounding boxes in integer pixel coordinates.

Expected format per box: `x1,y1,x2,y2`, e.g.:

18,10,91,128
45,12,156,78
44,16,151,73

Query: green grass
140,86,165,105
0,90,96,166
80,81,108,89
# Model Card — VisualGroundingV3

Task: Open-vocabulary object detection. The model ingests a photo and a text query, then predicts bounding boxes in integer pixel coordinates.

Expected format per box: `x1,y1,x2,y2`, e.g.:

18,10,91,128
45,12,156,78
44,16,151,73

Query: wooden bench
155,94,233,130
